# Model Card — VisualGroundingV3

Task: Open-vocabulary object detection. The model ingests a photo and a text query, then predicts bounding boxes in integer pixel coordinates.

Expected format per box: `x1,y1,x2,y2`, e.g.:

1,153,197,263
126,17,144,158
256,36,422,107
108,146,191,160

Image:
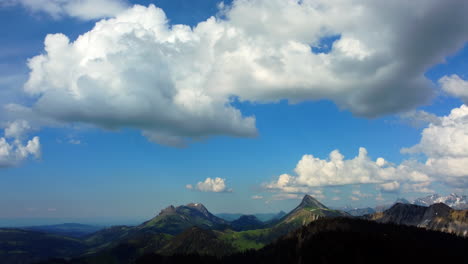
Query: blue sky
1,0,468,225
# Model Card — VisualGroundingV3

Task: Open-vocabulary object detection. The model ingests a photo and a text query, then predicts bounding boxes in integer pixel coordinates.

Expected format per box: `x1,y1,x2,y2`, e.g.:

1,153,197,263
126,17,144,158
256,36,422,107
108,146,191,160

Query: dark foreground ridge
42,217,468,264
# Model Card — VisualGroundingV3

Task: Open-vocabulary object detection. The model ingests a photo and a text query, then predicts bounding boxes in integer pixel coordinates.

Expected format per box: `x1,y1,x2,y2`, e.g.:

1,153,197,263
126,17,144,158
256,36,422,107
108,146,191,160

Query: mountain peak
186,203,209,213
299,195,327,209
158,205,176,216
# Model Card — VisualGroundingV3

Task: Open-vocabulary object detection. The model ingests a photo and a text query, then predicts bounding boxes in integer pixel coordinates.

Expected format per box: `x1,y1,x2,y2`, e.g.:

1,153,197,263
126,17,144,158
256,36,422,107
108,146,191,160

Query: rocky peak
185,203,210,217
298,195,327,209
158,205,176,216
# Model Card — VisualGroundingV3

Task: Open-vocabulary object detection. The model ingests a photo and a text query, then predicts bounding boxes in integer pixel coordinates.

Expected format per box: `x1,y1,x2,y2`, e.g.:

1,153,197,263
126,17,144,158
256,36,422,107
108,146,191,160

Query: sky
1,0,468,226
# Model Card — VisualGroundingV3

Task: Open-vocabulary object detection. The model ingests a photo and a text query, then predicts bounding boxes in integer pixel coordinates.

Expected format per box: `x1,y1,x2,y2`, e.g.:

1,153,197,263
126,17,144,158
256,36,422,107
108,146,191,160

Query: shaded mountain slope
159,227,235,257
137,203,228,235
219,195,350,251
0,228,87,264
21,224,103,238
134,218,468,264
275,195,349,227
367,202,468,236
230,215,264,231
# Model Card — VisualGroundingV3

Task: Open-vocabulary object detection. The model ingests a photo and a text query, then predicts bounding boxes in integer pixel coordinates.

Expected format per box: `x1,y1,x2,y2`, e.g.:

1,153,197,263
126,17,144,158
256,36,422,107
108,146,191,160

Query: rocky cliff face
368,203,468,237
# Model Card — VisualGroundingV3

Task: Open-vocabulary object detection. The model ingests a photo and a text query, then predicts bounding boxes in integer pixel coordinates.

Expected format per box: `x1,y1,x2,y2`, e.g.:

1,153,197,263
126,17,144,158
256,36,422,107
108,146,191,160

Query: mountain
276,195,349,227
31,196,468,264
0,228,87,264
395,197,410,204
158,227,235,257
21,223,103,238
216,211,286,222
133,217,468,264
137,203,229,235
215,195,351,252
216,213,244,221
344,207,376,216
413,193,468,209
367,202,468,236
83,225,135,252
230,215,265,231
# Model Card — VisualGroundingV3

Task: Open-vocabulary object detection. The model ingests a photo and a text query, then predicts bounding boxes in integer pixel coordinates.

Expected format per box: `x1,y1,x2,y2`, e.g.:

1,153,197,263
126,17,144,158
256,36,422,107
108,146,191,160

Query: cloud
352,190,373,198
379,181,400,193
0,120,41,168
270,193,302,200
402,182,434,194
3,0,128,20
0,136,41,168
402,105,468,187
400,110,441,127
251,195,263,200
375,193,385,201
350,196,360,201
187,177,232,193
439,74,468,103
265,148,428,193
11,1,468,147
266,103,468,194
68,139,81,145
331,197,340,201
4,120,31,139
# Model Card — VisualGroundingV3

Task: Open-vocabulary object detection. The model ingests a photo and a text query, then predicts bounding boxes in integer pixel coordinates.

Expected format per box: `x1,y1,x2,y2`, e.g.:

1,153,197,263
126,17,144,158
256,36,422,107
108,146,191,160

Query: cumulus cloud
267,102,468,194
265,148,428,193
402,105,468,187
2,0,128,20
0,120,41,168
4,120,31,139
270,193,302,200
0,136,41,168
379,181,400,193
187,177,232,193
352,190,373,198
10,0,468,147
251,195,263,200
439,74,468,103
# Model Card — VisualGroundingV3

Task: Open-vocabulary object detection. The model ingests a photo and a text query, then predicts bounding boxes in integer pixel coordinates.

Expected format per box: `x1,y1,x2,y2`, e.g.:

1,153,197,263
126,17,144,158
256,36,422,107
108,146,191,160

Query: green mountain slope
159,227,235,257
136,203,229,235
219,195,350,252
0,228,87,264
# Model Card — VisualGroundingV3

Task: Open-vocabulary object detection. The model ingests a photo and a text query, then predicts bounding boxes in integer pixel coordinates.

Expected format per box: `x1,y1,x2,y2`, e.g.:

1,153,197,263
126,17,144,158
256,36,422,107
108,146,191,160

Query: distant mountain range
413,193,468,209
21,223,103,238
216,211,286,222
342,193,468,216
2,194,468,264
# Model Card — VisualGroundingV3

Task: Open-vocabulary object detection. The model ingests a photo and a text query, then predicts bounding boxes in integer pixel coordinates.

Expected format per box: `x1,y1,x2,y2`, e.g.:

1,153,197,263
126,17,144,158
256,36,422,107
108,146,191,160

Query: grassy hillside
0,229,87,264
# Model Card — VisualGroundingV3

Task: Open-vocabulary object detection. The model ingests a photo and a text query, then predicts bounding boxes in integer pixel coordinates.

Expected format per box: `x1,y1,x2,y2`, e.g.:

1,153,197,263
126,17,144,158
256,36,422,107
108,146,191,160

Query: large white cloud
267,104,468,194
186,177,232,193
265,147,429,193
11,1,468,146
0,121,41,168
403,104,468,186
2,0,128,20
